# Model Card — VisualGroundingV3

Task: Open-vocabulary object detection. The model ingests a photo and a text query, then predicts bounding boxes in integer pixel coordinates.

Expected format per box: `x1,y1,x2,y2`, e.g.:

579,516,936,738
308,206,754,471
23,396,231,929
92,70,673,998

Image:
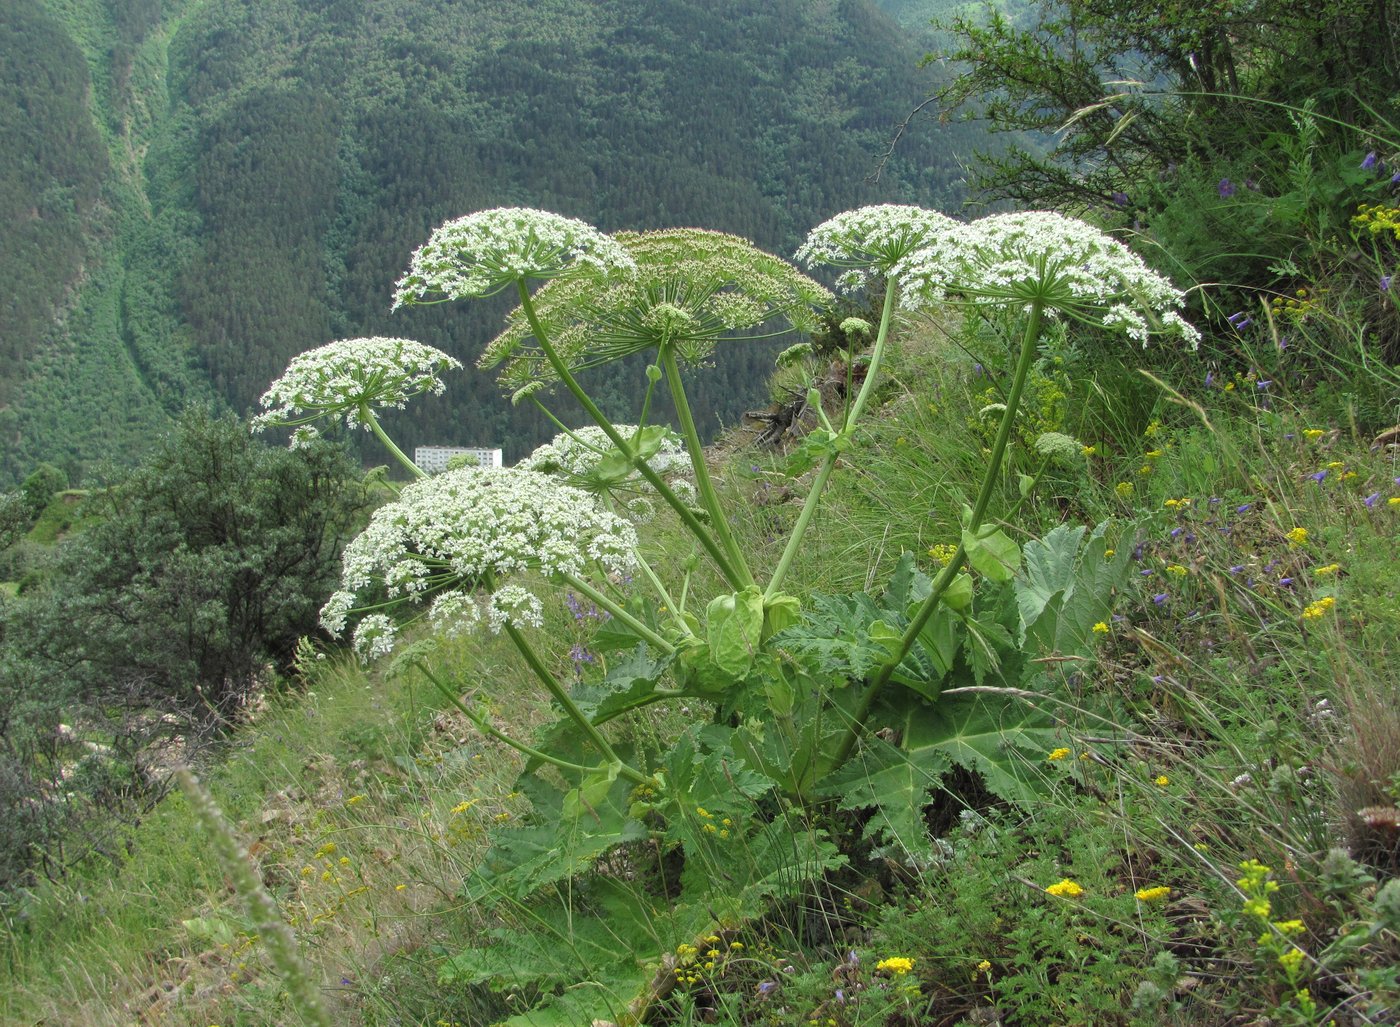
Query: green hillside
1,0,974,486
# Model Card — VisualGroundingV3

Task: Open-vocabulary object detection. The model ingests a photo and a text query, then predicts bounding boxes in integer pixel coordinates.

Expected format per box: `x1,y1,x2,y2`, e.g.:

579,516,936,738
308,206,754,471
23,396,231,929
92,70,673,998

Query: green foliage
9,408,371,720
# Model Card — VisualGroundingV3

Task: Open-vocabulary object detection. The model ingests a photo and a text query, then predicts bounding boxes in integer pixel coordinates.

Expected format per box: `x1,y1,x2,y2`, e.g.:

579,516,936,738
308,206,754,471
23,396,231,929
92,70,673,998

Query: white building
413,446,504,474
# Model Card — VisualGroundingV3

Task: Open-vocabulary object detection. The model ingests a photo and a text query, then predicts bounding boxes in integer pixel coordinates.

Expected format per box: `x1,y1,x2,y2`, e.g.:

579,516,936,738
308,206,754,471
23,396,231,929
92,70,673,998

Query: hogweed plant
257,205,1198,1025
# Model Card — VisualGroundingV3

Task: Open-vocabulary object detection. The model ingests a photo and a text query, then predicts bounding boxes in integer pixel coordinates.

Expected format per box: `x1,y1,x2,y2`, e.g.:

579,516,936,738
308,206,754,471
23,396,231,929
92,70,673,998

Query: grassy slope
3,312,1399,1025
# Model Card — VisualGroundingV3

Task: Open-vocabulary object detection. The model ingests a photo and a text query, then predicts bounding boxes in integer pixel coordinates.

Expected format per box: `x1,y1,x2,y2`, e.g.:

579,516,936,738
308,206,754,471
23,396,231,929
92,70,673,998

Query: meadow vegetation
3,2,1400,1026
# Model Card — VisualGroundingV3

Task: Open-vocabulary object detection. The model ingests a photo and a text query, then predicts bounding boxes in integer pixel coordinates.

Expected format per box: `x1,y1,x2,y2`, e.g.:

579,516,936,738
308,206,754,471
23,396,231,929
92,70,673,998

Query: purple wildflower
1153,593,1169,605
1256,379,1272,390
1383,275,1393,293
1278,335,1289,350
1363,151,1379,171
1112,190,1130,206
1311,470,1328,483
1170,526,1182,538
1392,168,1400,184
1227,311,1252,330
1218,178,1236,198
1279,577,1294,587
1236,503,1251,513
1245,177,1260,191
757,981,778,996
1365,492,1381,507
1205,370,1215,387
1229,565,1245,574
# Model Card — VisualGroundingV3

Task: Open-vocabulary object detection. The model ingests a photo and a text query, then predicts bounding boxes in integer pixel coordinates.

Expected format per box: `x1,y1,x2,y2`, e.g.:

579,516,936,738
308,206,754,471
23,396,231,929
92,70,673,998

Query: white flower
796,205,957,296
253,337,460,436
487,584,545,632
898,211,1200,347
392,207,636,305
322,467,637,653
519,425,695,520
352,614,397,662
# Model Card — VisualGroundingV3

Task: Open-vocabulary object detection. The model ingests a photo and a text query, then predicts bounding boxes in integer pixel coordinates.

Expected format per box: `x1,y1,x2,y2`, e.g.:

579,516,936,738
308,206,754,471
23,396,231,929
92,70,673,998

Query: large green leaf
817,693,1060,858
1016,520,1134,654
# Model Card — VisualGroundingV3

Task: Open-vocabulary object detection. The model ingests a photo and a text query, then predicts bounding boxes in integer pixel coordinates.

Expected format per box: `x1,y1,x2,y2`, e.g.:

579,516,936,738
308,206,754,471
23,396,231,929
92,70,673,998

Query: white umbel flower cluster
897,211,1200,347
252,337,460,443
519,424,695,518
795,204,956,295
322,467,638,656
392,207,637,305
519,424,690,478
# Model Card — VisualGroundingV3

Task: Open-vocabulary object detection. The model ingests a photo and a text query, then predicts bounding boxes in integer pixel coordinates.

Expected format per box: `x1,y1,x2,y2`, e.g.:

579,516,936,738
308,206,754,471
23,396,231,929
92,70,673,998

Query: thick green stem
560,571,685,651
828,298,1047,769
414,662,601,776
765,278,898,599
515,281,744,589
359,403,424,480
659,343,754,588
621,556,696,636
840,277,898,433
501,620,650,786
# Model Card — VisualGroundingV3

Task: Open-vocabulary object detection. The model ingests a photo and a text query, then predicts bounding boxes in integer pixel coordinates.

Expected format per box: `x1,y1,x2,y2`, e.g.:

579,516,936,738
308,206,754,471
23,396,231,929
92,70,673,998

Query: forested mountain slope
1,0,979,484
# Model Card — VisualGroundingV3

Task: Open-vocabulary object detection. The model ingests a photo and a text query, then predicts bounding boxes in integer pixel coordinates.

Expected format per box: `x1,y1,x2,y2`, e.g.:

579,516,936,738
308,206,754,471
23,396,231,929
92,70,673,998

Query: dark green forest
0,0,980,485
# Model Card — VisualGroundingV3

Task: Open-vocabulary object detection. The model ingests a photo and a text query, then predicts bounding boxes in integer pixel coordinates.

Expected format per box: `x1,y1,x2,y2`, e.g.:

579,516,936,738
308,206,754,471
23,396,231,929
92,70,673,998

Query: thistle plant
253,336,461,477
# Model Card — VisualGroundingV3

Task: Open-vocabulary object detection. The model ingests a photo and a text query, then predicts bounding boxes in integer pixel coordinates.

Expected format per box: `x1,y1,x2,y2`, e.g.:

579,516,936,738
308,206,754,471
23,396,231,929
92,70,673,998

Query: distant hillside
3,0,985,484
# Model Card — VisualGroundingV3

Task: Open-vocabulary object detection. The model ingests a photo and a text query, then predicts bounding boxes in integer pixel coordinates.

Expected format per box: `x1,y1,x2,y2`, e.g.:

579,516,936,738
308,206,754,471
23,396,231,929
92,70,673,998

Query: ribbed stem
501,619,650,786
515,281,744,588
359,402,424,479
827,298,1046,771
765,278,897,599
560,571,685,650
659,343,754,588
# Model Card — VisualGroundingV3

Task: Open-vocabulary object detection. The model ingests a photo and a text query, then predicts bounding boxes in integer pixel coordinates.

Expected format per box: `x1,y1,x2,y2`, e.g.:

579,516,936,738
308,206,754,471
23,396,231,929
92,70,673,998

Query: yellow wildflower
346,794,365,806
1165,564,1187,577
1389,497,1400,507
1092,621,1110,635
1314,563,1340,576
1047,747,1072,761
1277,949,1305,975
1135,886,1171,902
1285,527,1308,547
1154,774,1170,787
1302,429,1326,440
1115,481,1135,500
1104,548,1115,558
1081,444,1097,456
876,956,914,975
1301,596,1335,620
1045,879,1084,897
927,542,959,566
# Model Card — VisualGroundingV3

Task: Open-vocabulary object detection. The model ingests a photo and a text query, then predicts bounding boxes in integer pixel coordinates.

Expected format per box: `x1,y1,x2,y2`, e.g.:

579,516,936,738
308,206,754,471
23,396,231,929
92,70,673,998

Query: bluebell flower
1256,379,1272,390
1236,503,1251,513
1365,492,1381,507
1205,370,1215,387
1218,178,1236,198
1226,311,1252,330
1363,151,1379,171
1229,565,1245,573
1153,592,1169,605
1382,275,1392,292
1311,470,1328,483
